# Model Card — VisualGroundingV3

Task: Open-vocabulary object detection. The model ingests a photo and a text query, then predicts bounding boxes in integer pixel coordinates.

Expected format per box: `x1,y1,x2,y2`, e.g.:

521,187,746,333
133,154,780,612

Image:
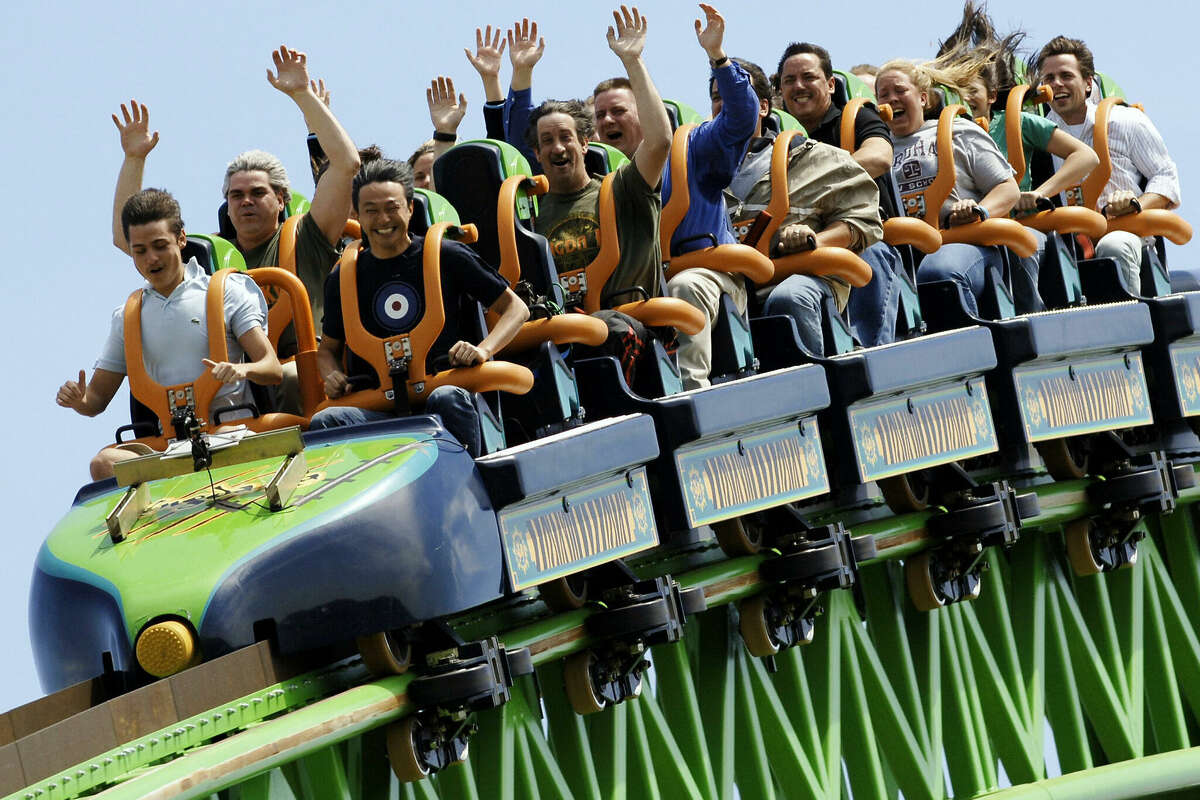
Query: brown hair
121,189,184,241
1035,35,1095,82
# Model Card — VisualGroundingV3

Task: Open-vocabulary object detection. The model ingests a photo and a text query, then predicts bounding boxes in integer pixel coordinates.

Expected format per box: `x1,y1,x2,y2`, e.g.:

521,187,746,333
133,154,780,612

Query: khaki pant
666,268,748,390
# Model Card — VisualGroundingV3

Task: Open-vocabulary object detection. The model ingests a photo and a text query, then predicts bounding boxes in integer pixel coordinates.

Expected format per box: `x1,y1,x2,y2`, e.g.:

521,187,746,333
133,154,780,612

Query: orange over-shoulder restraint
122,270,232,450
317,222,533,416
659,123,774,284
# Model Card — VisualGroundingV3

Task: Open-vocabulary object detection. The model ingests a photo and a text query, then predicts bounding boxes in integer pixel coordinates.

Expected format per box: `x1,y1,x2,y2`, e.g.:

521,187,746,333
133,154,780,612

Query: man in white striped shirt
1035,35,1180,293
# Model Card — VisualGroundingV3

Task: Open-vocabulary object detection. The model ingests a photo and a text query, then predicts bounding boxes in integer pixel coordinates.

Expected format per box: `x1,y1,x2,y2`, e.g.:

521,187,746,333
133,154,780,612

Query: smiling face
357,181,413,259
779,53,835,129
1040,53,1091,124
592,87,642,158
876,69,927,137
129,219,187,296
962,76,996,120
536,112,590,194
225,170,285,249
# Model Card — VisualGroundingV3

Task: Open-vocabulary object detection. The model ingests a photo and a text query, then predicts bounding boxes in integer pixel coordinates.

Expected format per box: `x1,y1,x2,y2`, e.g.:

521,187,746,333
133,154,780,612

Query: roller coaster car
31,222,666,698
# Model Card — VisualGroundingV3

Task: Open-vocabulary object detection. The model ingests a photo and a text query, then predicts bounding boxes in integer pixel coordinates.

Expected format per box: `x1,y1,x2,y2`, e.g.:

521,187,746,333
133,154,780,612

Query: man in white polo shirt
1036,35,1181,293
57,189,281,480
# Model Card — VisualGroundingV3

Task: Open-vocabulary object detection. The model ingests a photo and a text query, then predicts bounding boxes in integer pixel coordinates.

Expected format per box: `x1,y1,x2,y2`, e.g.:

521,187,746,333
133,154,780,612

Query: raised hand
507,18,545,71
466,25,506,78
202,358,246,385
694,3,725,61
267,45,311,97
310,78,331,108
56,370,88,412
427,76,468,135
112,100,159,159
607,5,648,63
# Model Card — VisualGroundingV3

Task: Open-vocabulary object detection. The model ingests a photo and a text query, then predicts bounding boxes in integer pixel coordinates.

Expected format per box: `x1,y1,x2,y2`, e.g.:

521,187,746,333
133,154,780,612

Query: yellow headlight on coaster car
136,620,199,678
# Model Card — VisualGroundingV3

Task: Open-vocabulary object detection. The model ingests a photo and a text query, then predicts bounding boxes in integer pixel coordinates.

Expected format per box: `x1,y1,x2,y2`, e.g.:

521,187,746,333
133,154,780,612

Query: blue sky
0,0,1193,711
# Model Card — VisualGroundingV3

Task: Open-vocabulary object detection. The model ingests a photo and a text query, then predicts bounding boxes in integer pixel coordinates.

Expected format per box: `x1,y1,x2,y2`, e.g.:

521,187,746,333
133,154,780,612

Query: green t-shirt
535,160,662,305
988,111,1056,191
241,212,338,330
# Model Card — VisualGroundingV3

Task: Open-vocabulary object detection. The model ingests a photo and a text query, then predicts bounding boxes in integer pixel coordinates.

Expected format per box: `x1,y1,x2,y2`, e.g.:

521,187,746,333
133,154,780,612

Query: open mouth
373,226,397,236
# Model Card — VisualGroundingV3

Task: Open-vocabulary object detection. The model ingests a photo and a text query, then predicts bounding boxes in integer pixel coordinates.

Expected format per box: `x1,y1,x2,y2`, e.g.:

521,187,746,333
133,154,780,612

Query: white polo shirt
96,259,269,418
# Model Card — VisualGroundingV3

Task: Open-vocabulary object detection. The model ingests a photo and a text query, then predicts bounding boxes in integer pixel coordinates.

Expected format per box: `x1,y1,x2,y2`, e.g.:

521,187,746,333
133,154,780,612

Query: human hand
202,359,248,384
1014,191,1044,213
322,368,351,399
56,370,88,412
267,45,311,97
428,76,468,135
507,18,545,71
778,222,817,254
311,78,331,107
607,6,648,64
694,3,725,61
112,100,159,159
466,26,507,77
945,199,983,227
1104,190,1138,218
448,341,490,367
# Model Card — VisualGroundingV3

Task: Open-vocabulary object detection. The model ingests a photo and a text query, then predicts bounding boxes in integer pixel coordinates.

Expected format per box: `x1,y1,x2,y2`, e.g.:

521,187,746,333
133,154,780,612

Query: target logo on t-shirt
373,281,423,332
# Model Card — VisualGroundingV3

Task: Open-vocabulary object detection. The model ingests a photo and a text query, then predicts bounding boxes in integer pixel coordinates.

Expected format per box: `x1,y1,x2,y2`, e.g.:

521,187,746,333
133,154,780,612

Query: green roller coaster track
9,474,1200,800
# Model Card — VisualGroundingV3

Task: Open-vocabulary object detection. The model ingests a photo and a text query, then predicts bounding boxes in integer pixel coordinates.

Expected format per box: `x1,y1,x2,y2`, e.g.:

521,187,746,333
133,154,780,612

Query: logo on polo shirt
373,281,422,333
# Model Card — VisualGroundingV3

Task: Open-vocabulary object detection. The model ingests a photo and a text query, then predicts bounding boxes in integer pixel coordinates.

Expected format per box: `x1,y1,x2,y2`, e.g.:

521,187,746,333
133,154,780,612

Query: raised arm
507,18,544,92
428,76,468,166
608,6,670,187
267,45,360,244
110,100,159,254
305,79,332,186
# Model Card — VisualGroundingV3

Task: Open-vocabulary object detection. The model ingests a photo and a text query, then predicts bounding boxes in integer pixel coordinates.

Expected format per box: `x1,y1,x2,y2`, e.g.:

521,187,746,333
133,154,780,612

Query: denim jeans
763,274,835,356
309,385,482,457
847,242,902,347
1014,229,1047,313
916,243,1004,316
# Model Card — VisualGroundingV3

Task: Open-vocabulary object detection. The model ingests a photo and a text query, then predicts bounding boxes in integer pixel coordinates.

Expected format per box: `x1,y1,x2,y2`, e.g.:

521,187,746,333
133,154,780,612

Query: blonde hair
879,50,994,111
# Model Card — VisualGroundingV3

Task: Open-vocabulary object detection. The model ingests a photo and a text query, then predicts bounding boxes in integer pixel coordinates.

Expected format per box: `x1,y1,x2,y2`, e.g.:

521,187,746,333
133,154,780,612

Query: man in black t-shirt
773,42,904,347
310,159,529,456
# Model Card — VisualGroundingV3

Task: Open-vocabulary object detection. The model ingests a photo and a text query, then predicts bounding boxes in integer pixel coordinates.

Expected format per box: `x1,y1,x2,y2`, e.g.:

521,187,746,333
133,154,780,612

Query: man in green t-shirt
526,7,671,384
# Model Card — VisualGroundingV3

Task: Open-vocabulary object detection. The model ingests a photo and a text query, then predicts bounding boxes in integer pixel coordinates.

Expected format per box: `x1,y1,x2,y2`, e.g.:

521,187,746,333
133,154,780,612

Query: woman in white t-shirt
876,58,1031,316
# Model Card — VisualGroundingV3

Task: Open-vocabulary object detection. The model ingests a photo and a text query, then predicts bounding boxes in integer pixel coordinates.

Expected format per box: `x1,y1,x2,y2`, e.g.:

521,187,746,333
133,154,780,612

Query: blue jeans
309,385,483,457
1014,229,1046,313
847,242,902,347
763,274,835,356
916,243,1003,316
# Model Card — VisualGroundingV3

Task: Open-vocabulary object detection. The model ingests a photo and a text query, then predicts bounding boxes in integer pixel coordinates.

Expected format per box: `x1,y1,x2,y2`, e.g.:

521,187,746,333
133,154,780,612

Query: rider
60,190,280,481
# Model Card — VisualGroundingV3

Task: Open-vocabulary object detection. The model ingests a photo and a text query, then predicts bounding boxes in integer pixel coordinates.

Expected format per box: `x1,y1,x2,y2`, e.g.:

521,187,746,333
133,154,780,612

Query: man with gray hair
111,45,360,328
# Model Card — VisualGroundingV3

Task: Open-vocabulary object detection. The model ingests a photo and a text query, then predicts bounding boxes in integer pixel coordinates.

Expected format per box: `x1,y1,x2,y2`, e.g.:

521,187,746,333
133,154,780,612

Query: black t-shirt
322,235,508,383
809,103,899,219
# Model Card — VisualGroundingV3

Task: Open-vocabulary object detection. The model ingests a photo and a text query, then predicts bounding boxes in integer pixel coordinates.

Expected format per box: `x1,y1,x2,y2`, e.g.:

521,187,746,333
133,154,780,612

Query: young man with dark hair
59,190,280,480
773,41,901,347
310,160,529,457
1036,35,1181,292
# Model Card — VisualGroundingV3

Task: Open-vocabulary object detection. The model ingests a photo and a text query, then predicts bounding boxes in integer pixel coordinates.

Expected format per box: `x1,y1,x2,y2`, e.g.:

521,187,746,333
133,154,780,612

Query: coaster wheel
1064,519,1104,576
387,716,431,783
738,594,780,658
879,472,931,514
905,551,946,612
713,516,763,556
563,650,605,716
1037,438,1089,481
540,574,590,611
357,631,412,677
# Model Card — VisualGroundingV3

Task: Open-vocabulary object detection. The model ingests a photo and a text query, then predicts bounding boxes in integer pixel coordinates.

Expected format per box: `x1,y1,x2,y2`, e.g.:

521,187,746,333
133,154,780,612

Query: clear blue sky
0,0,1192,711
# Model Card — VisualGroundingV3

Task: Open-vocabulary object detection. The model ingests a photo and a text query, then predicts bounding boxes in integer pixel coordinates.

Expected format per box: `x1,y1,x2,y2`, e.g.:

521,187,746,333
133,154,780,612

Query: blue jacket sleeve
690,61,760,192
484,101,506,141
504,87,541,172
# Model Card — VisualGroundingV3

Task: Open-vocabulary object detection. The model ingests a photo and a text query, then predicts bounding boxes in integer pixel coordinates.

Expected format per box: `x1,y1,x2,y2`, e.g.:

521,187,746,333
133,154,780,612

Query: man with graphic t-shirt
309,160,529,456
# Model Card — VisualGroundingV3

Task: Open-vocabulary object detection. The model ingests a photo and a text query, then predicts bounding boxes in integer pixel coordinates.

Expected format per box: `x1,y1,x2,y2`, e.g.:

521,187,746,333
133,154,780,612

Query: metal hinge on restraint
902,193,927,219
559,272,588,309
385,339,413,415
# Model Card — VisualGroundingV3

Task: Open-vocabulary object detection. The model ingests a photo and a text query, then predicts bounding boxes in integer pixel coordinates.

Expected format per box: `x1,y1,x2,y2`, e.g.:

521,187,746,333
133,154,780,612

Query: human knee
764,275,825,316
667,269,723,319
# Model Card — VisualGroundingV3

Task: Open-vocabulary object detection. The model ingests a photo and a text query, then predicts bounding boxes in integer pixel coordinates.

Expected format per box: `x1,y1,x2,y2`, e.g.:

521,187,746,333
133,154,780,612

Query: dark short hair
1035,35,1095,81
712,58,772,111
121,189,184,241
775,42,834,88
525,99,594,150
359,144,384,164
592,77,632,97
406,143,433,168
352,159,414,210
